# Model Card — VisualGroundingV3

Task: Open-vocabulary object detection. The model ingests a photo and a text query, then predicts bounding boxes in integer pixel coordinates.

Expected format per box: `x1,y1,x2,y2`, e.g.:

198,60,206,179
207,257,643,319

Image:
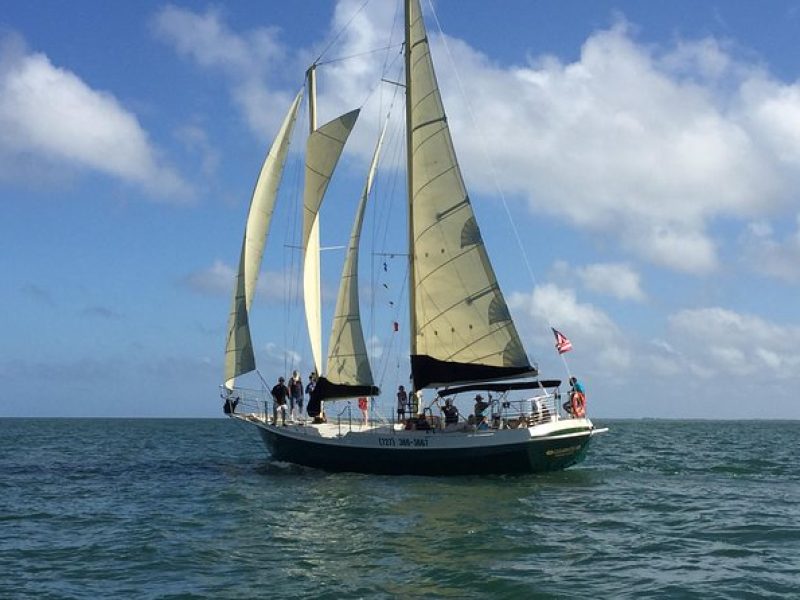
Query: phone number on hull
378,437,429,448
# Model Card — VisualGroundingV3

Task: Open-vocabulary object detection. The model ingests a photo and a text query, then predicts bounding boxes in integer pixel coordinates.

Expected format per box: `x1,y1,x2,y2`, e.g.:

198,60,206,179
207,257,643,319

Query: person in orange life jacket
563,376,586,417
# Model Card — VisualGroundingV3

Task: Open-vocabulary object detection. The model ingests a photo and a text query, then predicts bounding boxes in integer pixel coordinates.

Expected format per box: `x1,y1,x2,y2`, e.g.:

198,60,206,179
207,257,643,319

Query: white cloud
509,283,631,371
175,123,219,177
433,24,799,274
183,260,318,305
152,5,295,137
667,307,800,377
155,4,800,276
740,216,800,283
577,262,645,301
0,32,188,198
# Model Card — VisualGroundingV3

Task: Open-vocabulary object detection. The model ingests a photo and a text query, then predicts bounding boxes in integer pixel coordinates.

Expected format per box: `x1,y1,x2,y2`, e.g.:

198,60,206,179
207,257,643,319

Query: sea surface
1,418,798,599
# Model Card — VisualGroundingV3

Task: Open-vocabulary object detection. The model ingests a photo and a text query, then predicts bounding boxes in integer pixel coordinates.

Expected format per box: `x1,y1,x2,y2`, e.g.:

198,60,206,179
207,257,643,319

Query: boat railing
336,403,352,436
422,391,570,431
493,394,561,428
220,385,269,422
221,385,580,430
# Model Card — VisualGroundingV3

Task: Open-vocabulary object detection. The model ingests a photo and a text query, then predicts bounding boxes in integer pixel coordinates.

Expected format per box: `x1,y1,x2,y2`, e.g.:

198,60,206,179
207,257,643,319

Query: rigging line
283,100,306,377
316,43,404,67
427,0,557,367
370,6,403,363
354,48,405,112
313,0,372,65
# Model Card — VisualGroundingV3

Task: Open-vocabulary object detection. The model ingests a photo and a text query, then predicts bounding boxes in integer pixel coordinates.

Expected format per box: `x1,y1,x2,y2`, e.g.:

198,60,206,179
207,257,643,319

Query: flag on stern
552,328,573,354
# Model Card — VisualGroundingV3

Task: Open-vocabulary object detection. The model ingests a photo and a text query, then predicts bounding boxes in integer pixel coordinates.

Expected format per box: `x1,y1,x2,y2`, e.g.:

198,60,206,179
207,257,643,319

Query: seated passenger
473,394,489,420
441,399,460,431
415,413,431,431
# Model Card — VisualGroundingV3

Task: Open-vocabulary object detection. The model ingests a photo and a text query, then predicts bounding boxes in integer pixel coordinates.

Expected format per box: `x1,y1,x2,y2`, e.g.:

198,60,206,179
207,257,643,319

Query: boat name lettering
545,445,580,457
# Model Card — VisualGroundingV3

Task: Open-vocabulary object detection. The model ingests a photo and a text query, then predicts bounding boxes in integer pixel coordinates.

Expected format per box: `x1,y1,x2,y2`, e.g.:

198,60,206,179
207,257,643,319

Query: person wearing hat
271,376,290,426
473,394,489,420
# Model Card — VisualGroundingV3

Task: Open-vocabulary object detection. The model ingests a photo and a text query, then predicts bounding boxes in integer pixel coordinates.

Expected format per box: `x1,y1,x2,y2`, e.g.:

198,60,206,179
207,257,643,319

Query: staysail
223,90,304,389
310,123,388,409
405,0,536,390
301,109,361,375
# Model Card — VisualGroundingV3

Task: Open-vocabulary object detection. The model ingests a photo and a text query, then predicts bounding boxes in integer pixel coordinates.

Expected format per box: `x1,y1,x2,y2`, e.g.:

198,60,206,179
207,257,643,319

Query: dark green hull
257,426,593,475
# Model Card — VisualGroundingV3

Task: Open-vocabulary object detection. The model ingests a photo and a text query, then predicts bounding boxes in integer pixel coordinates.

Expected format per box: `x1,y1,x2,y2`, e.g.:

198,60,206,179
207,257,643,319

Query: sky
2,0,800,419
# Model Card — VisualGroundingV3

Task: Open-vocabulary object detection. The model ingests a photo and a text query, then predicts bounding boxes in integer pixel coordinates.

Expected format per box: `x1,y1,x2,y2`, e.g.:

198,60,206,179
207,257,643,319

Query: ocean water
1,418,798,599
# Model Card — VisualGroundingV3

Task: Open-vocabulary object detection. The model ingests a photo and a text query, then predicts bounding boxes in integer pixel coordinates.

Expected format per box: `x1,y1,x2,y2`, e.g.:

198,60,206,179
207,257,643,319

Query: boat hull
253,422,595,475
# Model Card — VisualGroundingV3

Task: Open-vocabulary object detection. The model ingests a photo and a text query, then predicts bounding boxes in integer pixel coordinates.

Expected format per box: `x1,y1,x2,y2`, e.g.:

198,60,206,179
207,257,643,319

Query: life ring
570,392,586,418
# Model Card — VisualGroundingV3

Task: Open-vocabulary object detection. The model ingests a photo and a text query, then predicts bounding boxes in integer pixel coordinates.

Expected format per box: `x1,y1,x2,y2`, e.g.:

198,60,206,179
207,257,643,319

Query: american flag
552,328,573,354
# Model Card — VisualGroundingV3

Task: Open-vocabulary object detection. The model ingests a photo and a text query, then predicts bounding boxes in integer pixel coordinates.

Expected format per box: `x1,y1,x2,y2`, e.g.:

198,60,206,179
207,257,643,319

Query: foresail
224,90,303,389
323,123,387,397
406,0,535,390
302,109,360,374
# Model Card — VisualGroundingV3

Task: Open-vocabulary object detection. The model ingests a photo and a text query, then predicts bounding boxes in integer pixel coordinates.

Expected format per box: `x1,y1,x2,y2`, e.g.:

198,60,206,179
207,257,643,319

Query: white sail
326,124,387,387
224,90,304,389
406,0,534,389
302,109,361,374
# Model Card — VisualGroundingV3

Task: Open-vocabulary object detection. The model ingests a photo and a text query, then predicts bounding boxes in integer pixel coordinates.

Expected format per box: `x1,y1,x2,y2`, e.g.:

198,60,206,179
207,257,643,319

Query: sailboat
221,0,606,475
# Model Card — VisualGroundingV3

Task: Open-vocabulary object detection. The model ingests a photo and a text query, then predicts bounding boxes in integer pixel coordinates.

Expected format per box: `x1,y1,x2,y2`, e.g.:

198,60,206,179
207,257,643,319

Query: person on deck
473,394,490,430
563,377,586,418
222,389,239,415
473,394,489,420
271,376,290,426
358,397,369,426
415,412,431,431
288,370,304,421
441,398,460,431
396,385,408,423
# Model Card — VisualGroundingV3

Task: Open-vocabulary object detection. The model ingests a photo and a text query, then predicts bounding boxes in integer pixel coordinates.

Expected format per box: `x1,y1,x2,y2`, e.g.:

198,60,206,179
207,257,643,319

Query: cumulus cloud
182,259,322,305
509,283,631,371
152,5,296,136
324,9,800,275
667,307,800,377
576,262,646,301
436,24,800,274
154,3,800,276
740,216,800,283
0,32,188,198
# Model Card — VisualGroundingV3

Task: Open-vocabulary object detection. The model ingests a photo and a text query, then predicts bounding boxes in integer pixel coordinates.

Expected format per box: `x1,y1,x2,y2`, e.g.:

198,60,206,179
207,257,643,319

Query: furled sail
405,0,536,390
302,109,360,375
224,90,303,390
310,123,388,409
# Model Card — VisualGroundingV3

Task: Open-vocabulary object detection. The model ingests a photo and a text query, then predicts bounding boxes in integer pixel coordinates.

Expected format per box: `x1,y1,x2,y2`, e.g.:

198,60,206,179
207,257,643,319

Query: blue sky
2,1,799,419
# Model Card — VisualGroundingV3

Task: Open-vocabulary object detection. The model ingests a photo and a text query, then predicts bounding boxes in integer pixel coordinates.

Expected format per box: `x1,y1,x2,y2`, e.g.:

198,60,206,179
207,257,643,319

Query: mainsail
302,109,361,375
405,0,535,390
310,123,388,408
223,90,303,389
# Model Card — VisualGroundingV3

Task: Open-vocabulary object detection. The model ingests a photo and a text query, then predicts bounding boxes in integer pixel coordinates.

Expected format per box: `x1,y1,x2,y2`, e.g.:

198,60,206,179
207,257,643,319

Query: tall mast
307,65,318,132
404,0,418,368
305,64,323,375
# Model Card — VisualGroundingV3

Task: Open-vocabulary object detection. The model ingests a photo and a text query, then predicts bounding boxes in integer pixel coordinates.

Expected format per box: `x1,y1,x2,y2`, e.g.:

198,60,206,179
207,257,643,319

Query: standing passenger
396,385,408,423
271,376,290,426
358,397,369,426
288,370,303,421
